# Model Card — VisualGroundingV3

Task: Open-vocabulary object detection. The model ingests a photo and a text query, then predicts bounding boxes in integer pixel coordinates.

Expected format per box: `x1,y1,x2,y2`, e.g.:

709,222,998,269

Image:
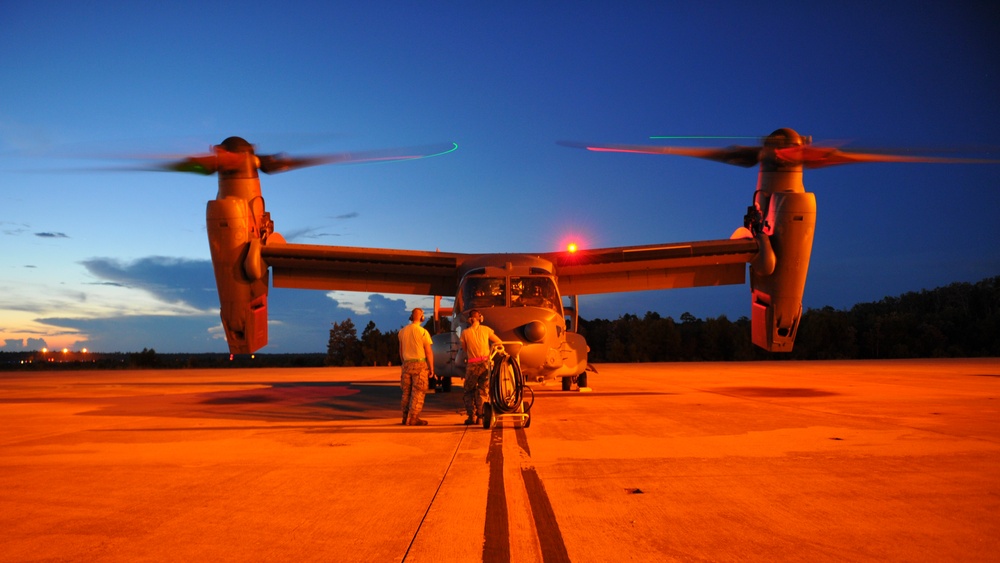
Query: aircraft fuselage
431,254,589,383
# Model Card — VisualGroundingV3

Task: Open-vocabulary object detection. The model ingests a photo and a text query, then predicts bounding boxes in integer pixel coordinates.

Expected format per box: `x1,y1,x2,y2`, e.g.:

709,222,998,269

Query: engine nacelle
206,196,269,354
749,191,816,352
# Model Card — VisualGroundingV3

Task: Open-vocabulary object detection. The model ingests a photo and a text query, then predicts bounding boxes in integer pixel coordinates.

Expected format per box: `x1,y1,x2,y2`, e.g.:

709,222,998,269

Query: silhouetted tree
385,329,401,366
794,306,858,359
129,347,158,368
326,318,361,366
361,320,395,366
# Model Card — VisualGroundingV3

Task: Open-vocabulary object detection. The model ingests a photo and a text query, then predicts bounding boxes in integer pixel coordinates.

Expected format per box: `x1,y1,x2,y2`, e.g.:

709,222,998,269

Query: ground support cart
482,342,533,429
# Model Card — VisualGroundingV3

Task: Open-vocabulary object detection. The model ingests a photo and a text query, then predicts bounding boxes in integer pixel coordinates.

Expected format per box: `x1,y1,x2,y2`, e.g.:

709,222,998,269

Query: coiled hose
489,351,533,415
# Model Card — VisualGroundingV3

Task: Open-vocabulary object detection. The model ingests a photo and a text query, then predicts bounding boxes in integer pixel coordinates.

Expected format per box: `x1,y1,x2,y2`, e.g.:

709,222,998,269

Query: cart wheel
524,413,531,428
482,403,492,429
561,376,572,391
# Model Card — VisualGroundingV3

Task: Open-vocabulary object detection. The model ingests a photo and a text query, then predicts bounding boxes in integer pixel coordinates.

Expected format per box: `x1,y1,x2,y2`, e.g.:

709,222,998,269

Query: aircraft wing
542,238,759,295
261,242,464,296
261,237,759,298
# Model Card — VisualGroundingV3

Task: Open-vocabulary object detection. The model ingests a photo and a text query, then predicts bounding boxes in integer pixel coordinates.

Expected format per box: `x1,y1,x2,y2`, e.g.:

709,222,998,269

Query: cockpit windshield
459,275,561,314
510,276,560,312
462,277,506,309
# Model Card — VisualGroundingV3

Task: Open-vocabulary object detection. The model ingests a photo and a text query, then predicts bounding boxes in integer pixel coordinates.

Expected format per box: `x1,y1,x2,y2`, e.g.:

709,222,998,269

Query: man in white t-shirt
398,308,435,426
460,309,503,425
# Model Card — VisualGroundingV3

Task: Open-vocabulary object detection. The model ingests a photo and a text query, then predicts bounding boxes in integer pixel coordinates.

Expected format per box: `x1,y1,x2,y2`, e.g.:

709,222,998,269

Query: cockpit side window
461,276,506,309
510,276,560,313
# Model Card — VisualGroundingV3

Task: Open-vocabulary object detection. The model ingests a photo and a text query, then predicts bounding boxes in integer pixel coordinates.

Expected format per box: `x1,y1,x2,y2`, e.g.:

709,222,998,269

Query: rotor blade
776,146,1000,169
558,141,762,167
258,142,458,174
121,150,247,175
153,154,221,175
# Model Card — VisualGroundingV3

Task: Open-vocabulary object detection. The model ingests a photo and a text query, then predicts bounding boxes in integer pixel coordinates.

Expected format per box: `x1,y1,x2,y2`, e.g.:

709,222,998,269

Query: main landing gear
561,372,588,391
431,374,452,393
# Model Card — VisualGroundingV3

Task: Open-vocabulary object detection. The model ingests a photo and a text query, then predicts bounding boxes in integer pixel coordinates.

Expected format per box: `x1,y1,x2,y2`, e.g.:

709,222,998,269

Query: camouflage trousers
401,361,430,421
463,361,490,418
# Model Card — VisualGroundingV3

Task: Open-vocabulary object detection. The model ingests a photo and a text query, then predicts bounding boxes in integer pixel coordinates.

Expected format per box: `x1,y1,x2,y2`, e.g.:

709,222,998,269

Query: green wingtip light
402,142,458,161
427,142,459,158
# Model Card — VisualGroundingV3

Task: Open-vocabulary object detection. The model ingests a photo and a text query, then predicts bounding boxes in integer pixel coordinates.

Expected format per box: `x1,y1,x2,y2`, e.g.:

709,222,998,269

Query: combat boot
407,416,428,426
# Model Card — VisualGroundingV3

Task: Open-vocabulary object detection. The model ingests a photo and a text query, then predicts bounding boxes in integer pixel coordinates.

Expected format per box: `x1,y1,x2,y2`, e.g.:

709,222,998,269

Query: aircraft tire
561,376,572,391
577,372,588,388
482,403,492,429
441,376,452,392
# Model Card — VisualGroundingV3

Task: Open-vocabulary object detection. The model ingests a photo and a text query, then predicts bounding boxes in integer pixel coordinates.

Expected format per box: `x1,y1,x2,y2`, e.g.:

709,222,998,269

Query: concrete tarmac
1,359,998,562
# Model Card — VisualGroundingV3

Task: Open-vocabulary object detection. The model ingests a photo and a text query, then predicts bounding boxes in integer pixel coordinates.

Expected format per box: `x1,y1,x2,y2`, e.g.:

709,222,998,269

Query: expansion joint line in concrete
401,424,470,561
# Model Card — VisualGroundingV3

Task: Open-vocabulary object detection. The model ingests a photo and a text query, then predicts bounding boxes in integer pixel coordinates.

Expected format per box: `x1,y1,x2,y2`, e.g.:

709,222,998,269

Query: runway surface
1,359,998,562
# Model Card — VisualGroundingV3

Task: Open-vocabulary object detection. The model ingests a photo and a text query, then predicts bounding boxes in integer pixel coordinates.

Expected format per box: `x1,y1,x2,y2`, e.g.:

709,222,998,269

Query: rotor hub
218,136,255,154
764,128,811,149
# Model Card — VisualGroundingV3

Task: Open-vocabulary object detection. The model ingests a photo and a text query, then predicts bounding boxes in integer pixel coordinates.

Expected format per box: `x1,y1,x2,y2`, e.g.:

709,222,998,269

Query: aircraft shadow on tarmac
711,386,839,398
86,380,466,424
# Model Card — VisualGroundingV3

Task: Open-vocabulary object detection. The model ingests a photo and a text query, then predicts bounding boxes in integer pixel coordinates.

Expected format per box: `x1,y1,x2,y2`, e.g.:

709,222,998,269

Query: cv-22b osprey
143,129,991,390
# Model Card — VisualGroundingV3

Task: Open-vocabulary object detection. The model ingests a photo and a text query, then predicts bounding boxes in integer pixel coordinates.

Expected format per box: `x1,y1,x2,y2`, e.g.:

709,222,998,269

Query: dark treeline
325,319,400,367
3,277,996,371
580,276,1000,361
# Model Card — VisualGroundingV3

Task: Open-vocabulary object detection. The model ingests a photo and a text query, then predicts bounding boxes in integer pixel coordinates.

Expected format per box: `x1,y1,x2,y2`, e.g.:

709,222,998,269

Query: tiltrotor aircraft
143,129,990,390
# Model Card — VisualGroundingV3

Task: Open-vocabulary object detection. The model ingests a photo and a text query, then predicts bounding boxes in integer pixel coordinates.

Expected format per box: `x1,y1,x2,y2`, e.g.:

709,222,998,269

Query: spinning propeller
560,128,999,170
141,136,458,175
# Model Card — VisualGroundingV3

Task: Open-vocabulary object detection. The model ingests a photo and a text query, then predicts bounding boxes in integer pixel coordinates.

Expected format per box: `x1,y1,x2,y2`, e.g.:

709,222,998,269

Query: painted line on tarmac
483,426,512,561
516,427,569,563
482,425,569,563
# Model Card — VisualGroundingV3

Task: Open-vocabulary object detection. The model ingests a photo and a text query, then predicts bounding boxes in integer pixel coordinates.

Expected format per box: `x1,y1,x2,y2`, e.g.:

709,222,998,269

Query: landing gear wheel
441,376,452,392
524,412,531,428
577,372,588,388
561,376,572,391
482,403,493,429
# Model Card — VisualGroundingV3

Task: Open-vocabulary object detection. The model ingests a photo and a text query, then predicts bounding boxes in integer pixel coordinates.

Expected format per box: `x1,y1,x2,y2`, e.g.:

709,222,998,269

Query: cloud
2,222,30,236
37,314,223,353
0,338,49,351
39,254,428,352
23,248,748,353
34,232,69,238
280,214,357,242
81,256,219,310
262,288,414,352
281,226,346,242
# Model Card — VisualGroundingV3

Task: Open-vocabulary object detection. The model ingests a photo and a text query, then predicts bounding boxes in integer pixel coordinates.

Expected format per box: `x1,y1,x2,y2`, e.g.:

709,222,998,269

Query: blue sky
2,2,998,353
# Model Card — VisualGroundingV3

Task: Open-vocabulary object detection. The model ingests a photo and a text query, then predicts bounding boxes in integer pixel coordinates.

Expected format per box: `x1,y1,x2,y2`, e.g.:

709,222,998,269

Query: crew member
399,307,434,426
460,309,503,425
